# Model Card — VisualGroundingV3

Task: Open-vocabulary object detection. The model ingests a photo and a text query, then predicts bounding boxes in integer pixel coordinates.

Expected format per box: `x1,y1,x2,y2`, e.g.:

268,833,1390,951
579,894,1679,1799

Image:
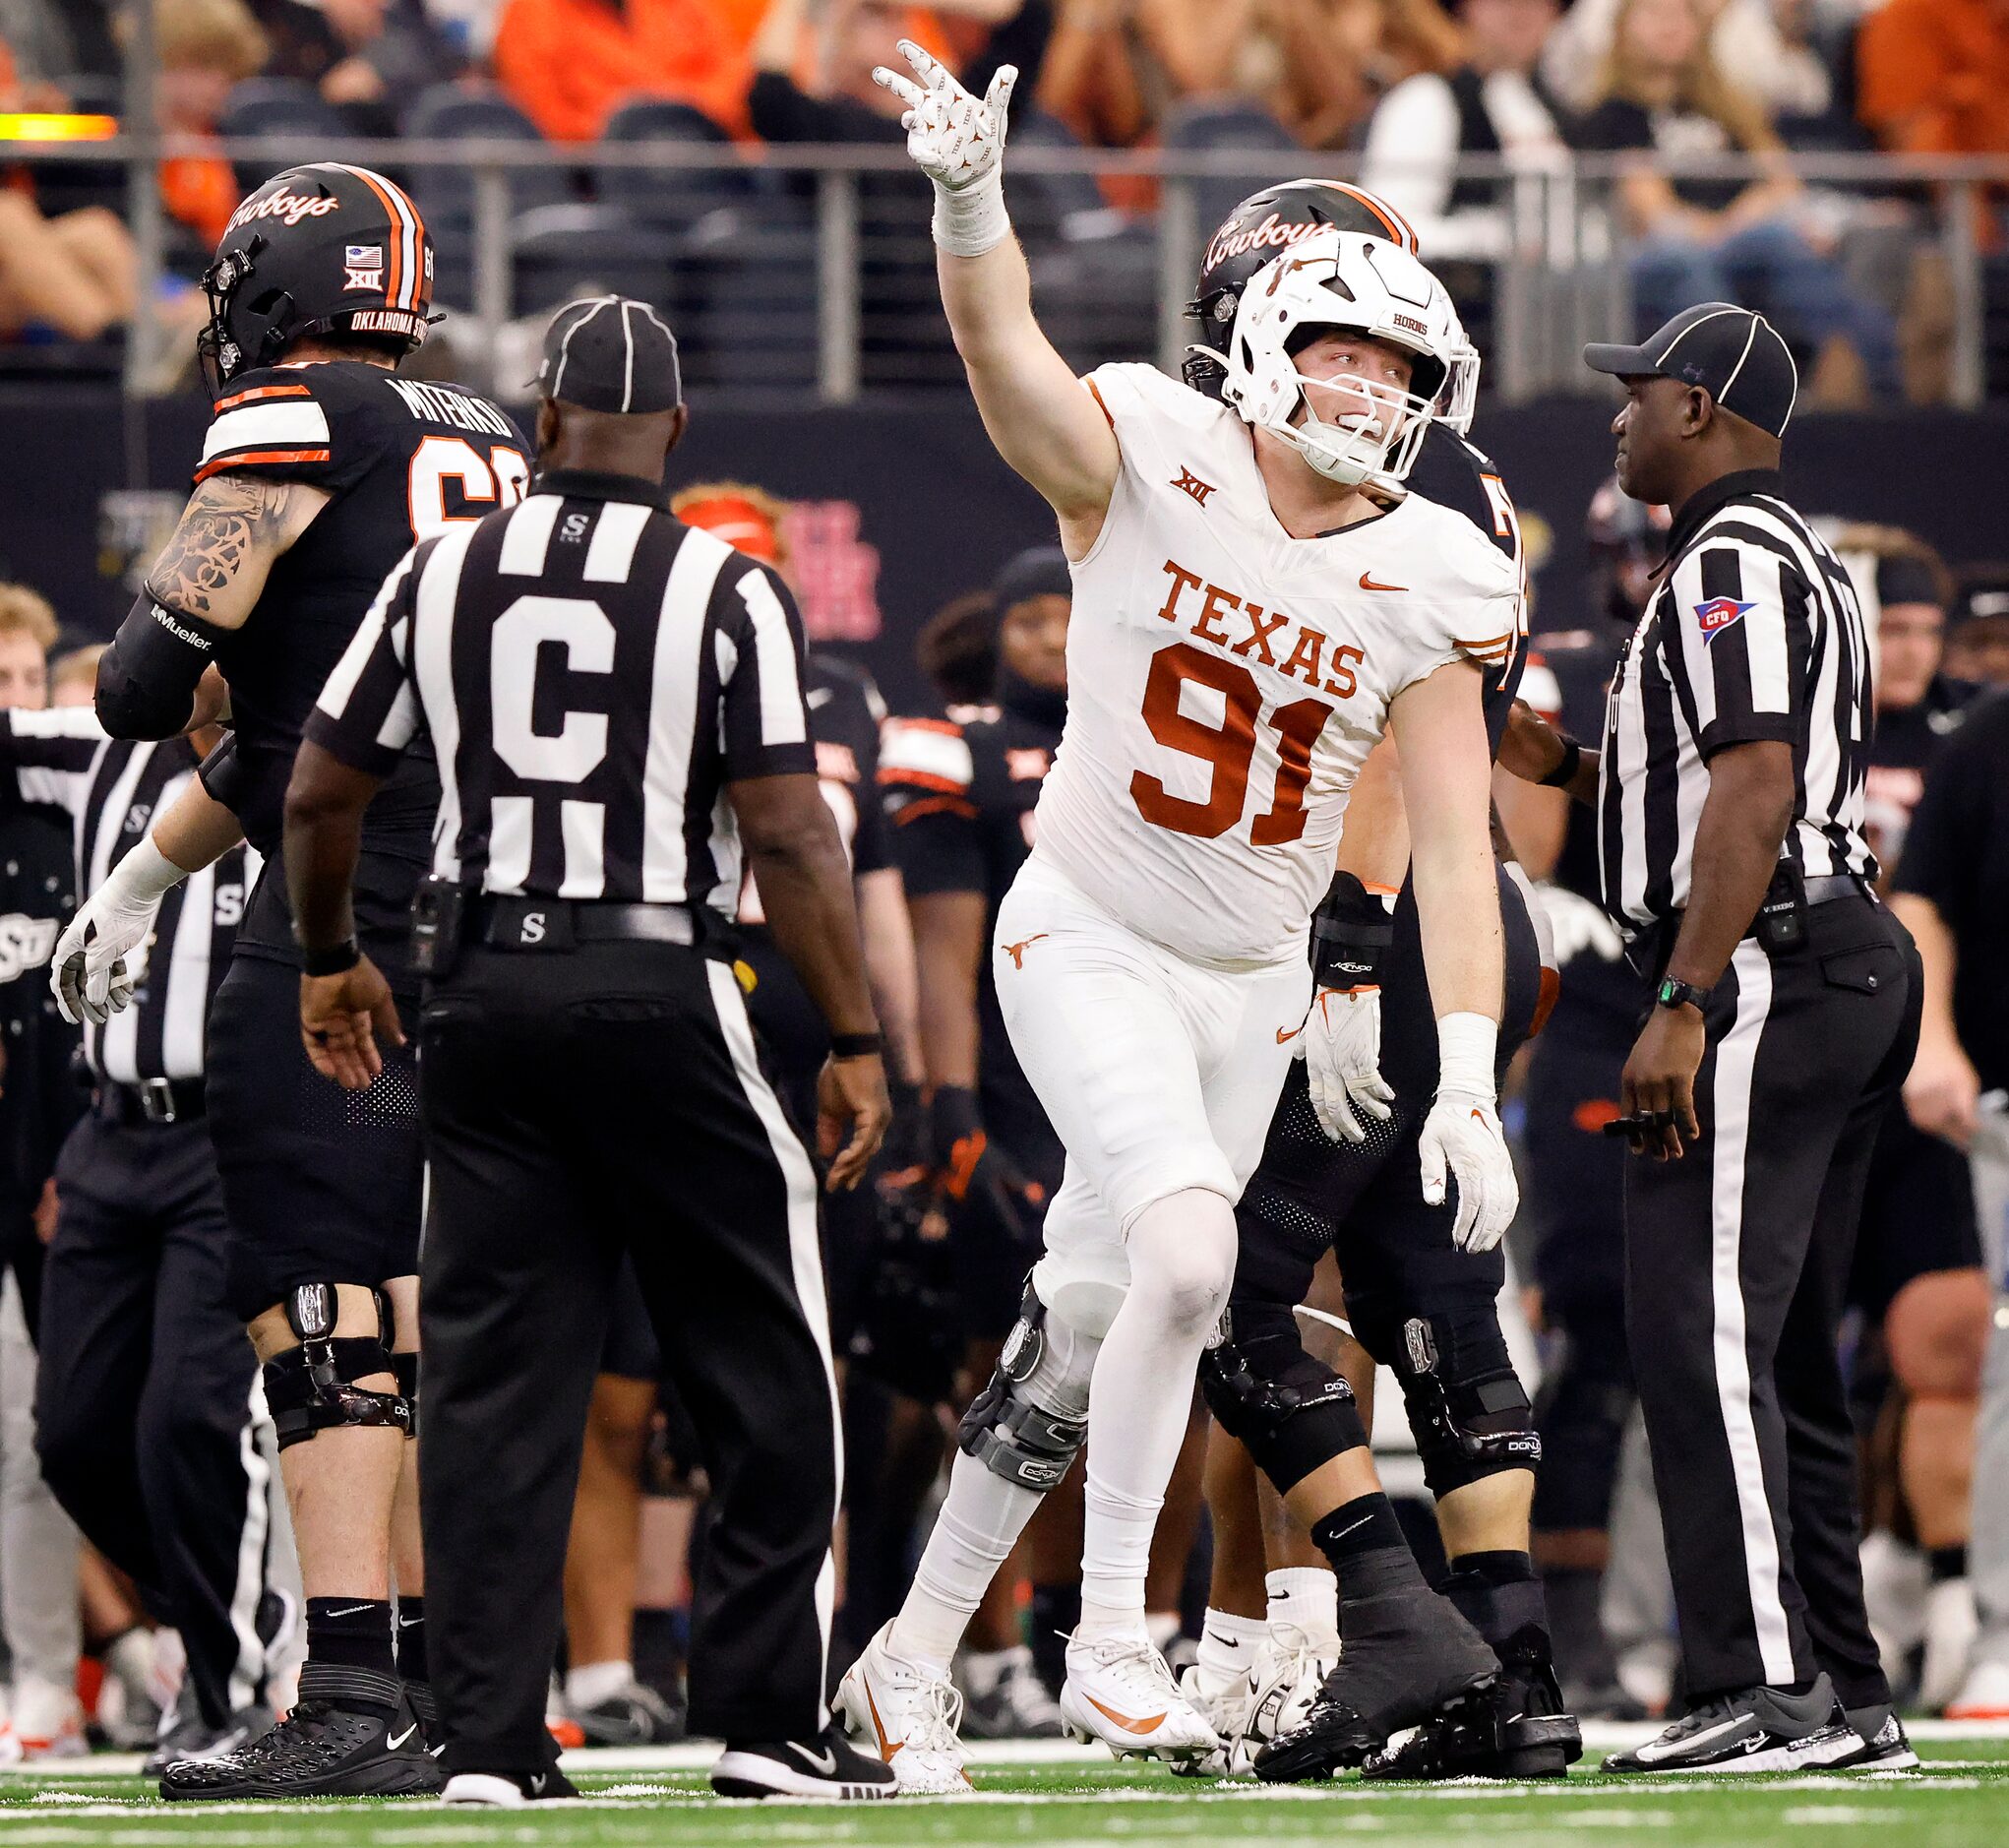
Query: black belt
93,1078,206,1126
471,895,699,952
1631,870,1876,978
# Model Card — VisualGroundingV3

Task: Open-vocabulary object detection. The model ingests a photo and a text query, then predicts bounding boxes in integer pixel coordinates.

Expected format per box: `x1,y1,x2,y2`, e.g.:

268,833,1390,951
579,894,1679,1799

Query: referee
280,297,896,1806
16,712,277,1763
1502,304,1920,1775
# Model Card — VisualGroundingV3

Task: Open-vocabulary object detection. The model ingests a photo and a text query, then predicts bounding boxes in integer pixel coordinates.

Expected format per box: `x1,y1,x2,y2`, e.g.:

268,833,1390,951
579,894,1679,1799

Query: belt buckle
138,1078,177,1125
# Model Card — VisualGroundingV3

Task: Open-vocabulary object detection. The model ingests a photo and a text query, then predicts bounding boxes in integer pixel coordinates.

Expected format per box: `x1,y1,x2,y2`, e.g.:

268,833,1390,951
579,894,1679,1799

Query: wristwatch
1655,976,1710,1014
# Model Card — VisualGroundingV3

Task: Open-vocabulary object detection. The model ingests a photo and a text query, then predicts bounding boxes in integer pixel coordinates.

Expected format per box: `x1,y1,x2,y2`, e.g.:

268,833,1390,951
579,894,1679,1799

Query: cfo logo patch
1693,596,1755,644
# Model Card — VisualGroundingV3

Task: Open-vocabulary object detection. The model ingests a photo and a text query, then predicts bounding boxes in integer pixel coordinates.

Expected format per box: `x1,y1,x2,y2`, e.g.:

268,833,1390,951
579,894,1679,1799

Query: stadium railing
0,133,2002,407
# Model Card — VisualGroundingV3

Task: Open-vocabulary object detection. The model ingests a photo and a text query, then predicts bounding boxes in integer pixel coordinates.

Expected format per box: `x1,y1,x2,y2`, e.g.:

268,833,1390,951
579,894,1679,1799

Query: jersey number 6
1130,642,1332,846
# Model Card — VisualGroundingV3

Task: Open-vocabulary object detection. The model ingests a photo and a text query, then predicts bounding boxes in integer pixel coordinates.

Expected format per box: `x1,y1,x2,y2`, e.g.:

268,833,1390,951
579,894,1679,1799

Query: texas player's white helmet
1220,227,1466,493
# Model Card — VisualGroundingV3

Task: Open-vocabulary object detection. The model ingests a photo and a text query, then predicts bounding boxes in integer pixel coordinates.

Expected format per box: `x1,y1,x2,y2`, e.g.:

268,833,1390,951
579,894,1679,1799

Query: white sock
566,1659,634,1708
1077,1189,1237,1632
890,1450,1044,1674
1194,1608,1266,1697
1266,1567,1340,1651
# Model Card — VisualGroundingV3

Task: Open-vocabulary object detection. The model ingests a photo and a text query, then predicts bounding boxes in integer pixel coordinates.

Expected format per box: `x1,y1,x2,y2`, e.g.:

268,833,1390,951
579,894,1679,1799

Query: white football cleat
836,1625,972,1795
1170,1663,1252,1778
1059,1631,1221,1765
1236,1623,1338,1775
1918,1576,1980,1714
1945,1657,2009,1721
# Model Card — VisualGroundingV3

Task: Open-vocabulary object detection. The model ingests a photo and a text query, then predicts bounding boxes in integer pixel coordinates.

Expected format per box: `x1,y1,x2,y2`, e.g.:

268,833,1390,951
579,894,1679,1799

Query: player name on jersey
384,378,519,439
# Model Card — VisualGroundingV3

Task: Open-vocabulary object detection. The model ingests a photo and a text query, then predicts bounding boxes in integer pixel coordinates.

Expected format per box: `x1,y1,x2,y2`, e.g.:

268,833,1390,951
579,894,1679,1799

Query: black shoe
1602,1677,1857,1775
711,1722,898,1800
1366,1642,1583,1781
441,1767,580,1805
405,1682,445,1756
159,1684,442,1801
567,1677,686,1746
1254,1589,1498,1783
1832,1704,1919,1770
143,1694,275,1779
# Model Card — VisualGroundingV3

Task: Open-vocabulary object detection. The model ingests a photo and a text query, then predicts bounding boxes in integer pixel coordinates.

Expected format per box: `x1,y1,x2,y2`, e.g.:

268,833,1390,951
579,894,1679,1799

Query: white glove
1300,985,1395,1143
873,39,1017,256
1418,1013,1519,1253
50,835,187,1026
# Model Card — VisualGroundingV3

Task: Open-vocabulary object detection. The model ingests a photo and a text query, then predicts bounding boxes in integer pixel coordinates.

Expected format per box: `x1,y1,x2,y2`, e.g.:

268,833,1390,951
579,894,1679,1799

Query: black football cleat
711,1722,899,1799
1254,1588,1498,1783
1602,1677,1857,1775
159,1670,441,1801
1366,1631,1582,1781
1831,1704,1918,1771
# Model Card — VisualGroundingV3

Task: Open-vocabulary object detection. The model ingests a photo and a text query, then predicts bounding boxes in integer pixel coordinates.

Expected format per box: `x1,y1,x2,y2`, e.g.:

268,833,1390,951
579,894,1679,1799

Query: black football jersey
193,360,529,972
881,693,1062,1163
1407,421,1528,742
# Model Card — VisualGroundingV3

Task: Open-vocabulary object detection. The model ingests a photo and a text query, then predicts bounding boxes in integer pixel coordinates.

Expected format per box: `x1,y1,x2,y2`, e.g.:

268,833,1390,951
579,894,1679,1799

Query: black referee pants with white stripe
1625,893,1918,1710
415,938,840,1777
34,1109,270,1728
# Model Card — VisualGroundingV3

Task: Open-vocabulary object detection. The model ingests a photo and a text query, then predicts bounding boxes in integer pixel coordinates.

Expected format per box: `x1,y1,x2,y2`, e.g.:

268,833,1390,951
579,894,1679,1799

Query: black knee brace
263,1284,412,1451
1200,1306,1370,1494
393,1352,419,1438
1381,1310,1540,1499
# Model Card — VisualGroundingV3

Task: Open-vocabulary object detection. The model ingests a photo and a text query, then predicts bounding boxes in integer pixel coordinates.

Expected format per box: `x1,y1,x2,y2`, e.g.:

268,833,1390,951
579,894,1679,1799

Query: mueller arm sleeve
96,592,228,741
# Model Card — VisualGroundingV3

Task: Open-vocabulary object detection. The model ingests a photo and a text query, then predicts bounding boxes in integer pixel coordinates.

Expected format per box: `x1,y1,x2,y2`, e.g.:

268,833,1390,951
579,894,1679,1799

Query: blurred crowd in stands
0,0,2006,391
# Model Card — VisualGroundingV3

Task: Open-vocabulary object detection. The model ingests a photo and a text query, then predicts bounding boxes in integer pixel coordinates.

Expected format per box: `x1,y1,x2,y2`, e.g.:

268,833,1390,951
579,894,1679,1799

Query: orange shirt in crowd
161,152,239,248
1857,0,2009,155
493,0,756,141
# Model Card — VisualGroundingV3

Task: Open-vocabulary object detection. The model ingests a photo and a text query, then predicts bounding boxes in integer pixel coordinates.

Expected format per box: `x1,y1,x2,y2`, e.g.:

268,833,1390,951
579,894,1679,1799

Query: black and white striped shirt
305,468,816,905
1599,469,1876,931
0,711,257,1082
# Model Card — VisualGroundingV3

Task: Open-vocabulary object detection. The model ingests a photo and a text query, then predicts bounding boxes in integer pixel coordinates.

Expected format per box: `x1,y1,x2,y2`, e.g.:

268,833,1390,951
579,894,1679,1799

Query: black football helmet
199,163,434,395
1184,179,1421,396
1586,474,1673,626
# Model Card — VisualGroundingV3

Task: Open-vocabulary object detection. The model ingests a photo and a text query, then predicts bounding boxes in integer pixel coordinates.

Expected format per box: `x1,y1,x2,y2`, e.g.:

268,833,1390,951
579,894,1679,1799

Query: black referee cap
537,296,682,414
1584,303,1797,439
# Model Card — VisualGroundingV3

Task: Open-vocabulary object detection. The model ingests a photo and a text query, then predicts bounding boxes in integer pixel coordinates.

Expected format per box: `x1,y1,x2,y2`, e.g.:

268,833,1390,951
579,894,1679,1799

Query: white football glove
1299,985,1395,1143
1418,1013,1519,1253
873,40,1017,255
50,835,187,1026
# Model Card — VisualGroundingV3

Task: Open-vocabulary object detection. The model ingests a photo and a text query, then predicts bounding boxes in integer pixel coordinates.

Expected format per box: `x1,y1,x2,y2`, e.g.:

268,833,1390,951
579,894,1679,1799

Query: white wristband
931,168,1011,258
1435,1011,1499,1099
114,834,192,905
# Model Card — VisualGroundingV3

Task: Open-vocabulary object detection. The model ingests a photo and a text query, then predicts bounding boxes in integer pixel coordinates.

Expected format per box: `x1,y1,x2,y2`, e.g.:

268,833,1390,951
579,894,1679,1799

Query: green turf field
1,1738,2005,1848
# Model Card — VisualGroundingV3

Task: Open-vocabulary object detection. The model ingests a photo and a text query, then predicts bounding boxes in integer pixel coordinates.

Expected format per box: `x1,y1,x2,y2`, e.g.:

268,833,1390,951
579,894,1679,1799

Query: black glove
928,1084,1046,1214
1309,869,1394,991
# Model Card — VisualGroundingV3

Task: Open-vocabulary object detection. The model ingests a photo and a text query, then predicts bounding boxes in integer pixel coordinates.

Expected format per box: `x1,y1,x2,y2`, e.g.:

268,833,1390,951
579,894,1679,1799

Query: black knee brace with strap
1199,1306,1370,1494
263,1284,412,1450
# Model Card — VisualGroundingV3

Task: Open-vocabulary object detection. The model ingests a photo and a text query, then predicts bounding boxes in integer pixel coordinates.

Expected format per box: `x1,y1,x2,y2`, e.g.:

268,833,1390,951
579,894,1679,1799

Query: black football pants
34,1108,271,1728
1625,893,1918,1710
416,939,840,1777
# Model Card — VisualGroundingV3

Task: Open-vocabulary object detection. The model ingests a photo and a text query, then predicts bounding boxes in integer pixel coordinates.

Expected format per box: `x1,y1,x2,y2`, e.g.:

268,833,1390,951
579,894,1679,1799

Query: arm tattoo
146,476,296,619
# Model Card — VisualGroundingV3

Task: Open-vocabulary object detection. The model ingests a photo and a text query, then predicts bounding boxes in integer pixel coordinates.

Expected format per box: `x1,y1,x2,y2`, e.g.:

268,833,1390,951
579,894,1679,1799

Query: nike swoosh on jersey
1276,1023,1304,1043
1359,572,1410,592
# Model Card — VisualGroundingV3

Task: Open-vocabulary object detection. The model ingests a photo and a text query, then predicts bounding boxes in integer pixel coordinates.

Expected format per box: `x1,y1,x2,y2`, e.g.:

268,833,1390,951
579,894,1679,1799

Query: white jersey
1032,361,1522,966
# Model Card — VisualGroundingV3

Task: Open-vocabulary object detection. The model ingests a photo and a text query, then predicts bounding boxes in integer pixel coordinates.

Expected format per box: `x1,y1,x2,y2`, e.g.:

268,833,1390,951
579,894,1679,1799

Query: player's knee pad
1384,1309,1541,1499
1199,1303,1369,1495
957,1279,1097,1492
263,1283,412,1451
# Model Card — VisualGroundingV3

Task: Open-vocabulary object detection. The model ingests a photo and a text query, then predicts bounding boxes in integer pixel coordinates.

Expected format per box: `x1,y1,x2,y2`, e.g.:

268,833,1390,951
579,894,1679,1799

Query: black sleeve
846,699,895,878
718,562,818,781
1893,703,2002,921
193,365,387,494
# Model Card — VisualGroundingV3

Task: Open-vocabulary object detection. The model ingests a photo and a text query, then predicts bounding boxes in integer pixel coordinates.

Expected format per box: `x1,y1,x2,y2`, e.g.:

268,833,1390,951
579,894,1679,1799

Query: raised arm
874,41,1119,556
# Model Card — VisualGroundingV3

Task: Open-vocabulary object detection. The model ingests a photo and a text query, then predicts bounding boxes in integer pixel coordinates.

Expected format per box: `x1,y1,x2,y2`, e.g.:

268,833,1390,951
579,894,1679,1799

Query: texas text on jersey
1038,361,1522,966
196,358,528,977
880,688,1062,1168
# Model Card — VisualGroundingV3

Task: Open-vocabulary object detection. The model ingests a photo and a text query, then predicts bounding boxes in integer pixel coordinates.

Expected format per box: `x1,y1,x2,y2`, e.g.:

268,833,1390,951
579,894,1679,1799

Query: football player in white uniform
837,43,1518,1789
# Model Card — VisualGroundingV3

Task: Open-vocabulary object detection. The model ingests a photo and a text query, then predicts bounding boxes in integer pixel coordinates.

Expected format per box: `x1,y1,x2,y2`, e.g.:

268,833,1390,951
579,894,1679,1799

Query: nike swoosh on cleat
790,1743,838,1773
1639,1716,1744,1759
387,1725,417,1751
1085,1694,1167,1735
529,1774,547,1794
863,1683,903,1759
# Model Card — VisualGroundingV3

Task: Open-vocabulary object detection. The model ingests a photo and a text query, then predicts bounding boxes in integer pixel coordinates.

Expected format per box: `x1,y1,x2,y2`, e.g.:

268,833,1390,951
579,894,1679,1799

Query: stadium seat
217,79,351,195
1161,99,1302,239
510,204,680,315
597,98,758,231
402,83,574,312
